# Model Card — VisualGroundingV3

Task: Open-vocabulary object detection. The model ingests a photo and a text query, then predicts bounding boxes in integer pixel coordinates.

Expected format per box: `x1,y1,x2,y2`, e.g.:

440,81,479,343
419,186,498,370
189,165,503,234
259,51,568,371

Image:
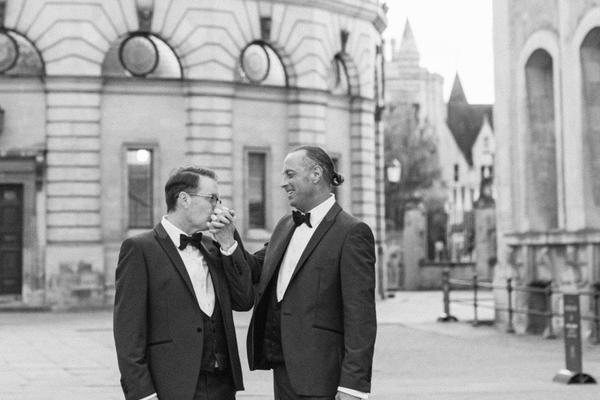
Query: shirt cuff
219,240,238,256
338,387,368,399
139,393,157,400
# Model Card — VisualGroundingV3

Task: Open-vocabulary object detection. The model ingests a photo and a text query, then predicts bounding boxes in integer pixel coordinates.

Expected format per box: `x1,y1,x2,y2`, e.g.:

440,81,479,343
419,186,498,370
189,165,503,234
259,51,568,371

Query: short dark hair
164,167,217,212
293,145,344,186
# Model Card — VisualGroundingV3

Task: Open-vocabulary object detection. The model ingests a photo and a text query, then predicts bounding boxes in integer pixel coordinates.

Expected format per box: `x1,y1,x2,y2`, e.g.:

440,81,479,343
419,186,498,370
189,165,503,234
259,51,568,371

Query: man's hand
335,391,361,400
208,207,236,250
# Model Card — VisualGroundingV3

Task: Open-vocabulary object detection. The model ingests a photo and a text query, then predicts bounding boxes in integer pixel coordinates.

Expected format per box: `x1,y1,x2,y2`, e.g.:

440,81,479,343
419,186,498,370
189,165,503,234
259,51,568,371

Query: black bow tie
179,232,203,250
292,210,312,228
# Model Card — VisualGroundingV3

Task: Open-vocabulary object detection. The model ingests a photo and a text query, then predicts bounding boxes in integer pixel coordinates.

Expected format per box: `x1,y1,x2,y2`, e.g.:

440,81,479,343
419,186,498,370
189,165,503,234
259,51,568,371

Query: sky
383,0,495,104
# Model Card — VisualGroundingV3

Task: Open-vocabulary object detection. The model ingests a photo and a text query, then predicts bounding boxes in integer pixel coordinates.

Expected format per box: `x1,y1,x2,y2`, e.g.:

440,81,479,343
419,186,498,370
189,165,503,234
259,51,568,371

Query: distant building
446,75,495,262
384,21,495,288
0,0,387,308
494,0,600,335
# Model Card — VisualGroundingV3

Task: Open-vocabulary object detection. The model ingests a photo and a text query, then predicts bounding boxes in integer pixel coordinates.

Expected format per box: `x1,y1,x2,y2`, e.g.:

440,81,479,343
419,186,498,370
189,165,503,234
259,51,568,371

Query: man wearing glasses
114,166,253,400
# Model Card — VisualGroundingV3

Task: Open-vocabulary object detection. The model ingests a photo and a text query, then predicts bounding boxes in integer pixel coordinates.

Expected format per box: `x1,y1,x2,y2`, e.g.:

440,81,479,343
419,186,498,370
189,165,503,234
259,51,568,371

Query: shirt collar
161,216,189,248
300,194,335,228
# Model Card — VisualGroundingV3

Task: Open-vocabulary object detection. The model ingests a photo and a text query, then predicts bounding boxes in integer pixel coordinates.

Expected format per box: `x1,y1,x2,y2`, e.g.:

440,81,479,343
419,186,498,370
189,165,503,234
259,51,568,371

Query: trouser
273,364,334,400
193,370,236,400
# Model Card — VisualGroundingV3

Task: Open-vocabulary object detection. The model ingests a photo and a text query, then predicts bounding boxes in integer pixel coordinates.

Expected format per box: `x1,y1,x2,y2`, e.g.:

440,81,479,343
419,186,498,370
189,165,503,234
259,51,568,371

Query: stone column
474,203,497,280
349,98,376,228
374,105,387,298
402,202,427,290
44,77,103,309
349,97,384,294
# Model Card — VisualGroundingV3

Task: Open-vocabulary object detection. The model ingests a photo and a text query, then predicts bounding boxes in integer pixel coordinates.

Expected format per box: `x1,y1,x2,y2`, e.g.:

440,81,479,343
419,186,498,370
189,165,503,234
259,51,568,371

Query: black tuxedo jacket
114,224,253,400
247,203,377,396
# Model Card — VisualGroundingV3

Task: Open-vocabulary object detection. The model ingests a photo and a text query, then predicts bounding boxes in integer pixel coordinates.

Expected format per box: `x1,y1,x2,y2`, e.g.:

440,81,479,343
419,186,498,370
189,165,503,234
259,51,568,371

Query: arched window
238,41,286,86
581,28,600,223
525,49,558,229
102,32,182,79
0,29,43,76
328,54,350,95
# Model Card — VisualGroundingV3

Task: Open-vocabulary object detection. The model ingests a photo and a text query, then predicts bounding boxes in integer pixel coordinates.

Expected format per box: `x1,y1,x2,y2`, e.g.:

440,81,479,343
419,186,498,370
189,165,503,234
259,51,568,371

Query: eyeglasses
185,192,221,205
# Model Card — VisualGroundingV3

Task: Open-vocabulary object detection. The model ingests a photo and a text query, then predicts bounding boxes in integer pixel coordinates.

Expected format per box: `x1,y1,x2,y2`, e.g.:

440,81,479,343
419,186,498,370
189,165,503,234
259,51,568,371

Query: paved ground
0,291,599,399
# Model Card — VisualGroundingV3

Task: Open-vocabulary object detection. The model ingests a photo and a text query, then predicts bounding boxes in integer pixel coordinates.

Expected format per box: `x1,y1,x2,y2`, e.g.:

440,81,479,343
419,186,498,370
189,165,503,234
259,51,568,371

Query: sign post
553,294,596,384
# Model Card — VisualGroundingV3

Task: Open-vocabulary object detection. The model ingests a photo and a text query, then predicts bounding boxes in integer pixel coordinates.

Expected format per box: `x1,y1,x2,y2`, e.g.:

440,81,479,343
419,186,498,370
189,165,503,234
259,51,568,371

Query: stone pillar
474,203,497,280
44,78,104,309
374,105,387,298
402,202,427,290
349,98,376,227
185,82,234,204
349,98,383,294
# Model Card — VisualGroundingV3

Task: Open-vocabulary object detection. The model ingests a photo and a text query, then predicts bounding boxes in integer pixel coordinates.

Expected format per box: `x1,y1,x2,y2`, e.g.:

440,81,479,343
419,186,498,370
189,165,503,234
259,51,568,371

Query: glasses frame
184,192,222,205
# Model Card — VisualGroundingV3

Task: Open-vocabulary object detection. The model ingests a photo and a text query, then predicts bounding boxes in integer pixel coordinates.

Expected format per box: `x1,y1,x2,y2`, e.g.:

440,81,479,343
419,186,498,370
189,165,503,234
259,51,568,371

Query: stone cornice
266,0,387,33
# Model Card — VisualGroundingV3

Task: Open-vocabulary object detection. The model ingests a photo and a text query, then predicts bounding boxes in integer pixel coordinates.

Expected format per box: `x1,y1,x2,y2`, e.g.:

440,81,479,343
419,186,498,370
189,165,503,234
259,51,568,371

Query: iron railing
440,269,600,343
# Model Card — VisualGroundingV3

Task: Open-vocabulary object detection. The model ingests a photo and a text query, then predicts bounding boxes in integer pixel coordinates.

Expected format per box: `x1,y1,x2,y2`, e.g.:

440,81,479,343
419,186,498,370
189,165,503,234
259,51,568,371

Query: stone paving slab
0,291,598,399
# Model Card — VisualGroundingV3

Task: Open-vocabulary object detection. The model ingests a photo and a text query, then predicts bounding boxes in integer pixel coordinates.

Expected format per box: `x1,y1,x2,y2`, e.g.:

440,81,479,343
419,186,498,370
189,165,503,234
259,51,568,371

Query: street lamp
385,158,402,231
386,158,401,183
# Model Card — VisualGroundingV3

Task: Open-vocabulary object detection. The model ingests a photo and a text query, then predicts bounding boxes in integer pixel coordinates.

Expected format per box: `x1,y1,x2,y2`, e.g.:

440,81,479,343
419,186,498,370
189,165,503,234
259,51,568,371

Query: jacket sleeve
220,230,256,311
338,222,377,393
113,238,156,400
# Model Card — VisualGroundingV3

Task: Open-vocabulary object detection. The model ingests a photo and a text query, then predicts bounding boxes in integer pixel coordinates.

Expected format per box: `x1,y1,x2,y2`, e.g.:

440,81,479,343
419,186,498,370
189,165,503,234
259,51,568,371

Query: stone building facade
0,0,386,308
494,0,600,335
446,75,495,270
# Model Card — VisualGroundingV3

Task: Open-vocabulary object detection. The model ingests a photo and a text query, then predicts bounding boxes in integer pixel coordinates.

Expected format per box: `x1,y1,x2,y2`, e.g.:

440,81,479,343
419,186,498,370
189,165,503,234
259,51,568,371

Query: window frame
122,143,160,233
244,147,271,236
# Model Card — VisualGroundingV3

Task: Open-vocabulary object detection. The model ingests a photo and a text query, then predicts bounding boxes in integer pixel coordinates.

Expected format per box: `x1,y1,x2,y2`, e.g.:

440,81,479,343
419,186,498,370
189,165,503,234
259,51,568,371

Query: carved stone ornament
241,43,270,83
119,33,159,77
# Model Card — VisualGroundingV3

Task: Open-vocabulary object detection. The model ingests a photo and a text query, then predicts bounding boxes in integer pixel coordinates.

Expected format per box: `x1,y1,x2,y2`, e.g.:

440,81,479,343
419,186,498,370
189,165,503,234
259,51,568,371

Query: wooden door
0,185,23,295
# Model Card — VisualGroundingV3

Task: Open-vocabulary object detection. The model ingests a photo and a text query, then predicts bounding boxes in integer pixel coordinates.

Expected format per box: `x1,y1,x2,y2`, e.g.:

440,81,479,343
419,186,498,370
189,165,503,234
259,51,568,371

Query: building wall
0,80,46,151
0,0,386,308
494,0,600,335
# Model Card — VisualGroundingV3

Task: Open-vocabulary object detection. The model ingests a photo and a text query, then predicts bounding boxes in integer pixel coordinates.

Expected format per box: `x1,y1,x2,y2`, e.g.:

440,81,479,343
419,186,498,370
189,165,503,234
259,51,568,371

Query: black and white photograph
0,0,599,399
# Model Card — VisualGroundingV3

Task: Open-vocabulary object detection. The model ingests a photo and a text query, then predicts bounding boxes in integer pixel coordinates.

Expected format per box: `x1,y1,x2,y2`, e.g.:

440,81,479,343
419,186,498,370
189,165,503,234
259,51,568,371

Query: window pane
248,153,266,229
127,149,153,228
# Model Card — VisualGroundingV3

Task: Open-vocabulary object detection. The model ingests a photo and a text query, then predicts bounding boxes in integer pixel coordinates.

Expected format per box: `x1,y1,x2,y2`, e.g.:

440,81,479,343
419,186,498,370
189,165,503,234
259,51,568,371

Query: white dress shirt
162,217,215,316
276,195,336,301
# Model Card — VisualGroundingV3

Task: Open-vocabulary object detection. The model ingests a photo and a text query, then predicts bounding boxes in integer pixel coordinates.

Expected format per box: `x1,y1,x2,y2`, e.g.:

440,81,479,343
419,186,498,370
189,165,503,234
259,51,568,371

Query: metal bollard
594,286,600,344
473,274,479,327
545,282,556,339
506,278,515,333
438,266,457,322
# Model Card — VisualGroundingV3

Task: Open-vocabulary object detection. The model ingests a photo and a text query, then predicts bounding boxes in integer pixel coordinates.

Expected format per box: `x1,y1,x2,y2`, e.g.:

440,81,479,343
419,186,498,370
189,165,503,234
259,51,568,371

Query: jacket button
197,327,202,332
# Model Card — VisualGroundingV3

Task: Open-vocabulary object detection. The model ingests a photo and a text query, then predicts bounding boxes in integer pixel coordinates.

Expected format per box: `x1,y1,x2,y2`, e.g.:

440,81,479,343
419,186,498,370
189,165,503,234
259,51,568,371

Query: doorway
0,184,23,295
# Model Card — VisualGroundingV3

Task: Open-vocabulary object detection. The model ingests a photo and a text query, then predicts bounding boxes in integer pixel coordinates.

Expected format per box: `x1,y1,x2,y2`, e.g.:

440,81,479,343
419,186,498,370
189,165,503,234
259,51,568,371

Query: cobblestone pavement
0,291,599,399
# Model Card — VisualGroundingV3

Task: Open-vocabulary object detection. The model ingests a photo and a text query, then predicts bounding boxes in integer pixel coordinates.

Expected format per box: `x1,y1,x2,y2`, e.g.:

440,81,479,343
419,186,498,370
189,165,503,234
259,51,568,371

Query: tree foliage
384,102,441,230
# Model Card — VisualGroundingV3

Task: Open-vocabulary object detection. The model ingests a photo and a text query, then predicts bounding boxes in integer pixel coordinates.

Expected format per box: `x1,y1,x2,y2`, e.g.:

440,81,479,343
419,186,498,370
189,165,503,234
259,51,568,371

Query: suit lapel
258,217,297,294
289,203,341,283
153,223,200,306
201,237,225,308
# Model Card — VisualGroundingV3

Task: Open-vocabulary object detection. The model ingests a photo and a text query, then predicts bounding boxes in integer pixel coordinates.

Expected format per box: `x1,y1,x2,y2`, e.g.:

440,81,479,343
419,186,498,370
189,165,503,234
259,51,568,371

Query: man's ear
177,191,189,209
312,164,323,184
